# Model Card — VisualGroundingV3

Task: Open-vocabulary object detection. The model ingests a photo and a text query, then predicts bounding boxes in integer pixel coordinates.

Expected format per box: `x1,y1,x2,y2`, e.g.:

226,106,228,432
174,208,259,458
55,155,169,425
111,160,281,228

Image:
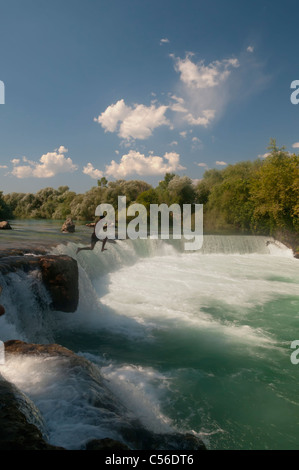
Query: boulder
119,426,207,451
39,255,79,312
0,221,12,230
0,252,79,313
0,374,64,450
4,341,207,452
61,218,75,233
85,438,131,451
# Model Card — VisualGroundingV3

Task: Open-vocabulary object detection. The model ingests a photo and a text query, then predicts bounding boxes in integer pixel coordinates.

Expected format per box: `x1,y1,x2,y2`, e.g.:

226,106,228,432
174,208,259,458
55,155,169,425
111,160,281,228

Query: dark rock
120,426,207,450
61,218,75,233
5,340,79,358
85,438,131,451
0,254,79,313
0,305,5,316
273,230,299,259
0,221,12,230
39,255,79,312
4,341,207,452
0,375,64,450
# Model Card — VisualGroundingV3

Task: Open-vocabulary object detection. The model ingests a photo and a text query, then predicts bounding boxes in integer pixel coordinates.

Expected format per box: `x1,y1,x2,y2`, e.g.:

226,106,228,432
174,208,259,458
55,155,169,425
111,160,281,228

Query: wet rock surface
0,221,12,230
0,251,79,313
61,218,75,233
85,438,131,451
2,340,207,451
0,374,64,450
39,255,78,312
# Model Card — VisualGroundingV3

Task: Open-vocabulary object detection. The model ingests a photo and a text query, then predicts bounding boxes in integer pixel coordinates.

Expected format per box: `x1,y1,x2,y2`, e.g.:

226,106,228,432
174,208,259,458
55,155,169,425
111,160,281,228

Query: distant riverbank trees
1,140,298,240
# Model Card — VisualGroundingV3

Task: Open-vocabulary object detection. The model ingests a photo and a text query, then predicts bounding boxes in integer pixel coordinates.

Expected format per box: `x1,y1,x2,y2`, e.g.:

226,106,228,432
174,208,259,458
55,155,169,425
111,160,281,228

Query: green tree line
1,140,298,237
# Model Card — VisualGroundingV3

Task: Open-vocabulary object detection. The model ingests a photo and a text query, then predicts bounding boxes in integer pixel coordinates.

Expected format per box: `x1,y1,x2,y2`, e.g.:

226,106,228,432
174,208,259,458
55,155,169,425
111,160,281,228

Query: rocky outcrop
4,340,79,358
85,438,131,451
39,255,78,312
0,375,64,450
119,427,207,451
273,230,299,259
0,252,79,313
3,340,207,451
0,221,12,230
61,218,75,233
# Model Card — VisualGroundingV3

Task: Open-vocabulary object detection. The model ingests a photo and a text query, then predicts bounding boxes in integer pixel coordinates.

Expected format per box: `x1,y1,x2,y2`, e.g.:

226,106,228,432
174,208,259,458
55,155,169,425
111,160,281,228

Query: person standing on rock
76,216,109,254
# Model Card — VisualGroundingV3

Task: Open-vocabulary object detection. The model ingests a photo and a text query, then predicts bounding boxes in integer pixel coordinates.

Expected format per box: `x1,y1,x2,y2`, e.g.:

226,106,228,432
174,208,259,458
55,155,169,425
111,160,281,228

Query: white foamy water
1,234,299,450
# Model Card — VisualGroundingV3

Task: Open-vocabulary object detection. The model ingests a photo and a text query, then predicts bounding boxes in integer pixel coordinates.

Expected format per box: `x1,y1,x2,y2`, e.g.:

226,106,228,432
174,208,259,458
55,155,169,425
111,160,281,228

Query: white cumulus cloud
83,163,104,179
292,142,299,148
168,53,240,129
11,147,78,178
105,150,185,179
94,99,170,140
184,109,216,127
172,53,239,89
197,162,208,167
215,161,227,166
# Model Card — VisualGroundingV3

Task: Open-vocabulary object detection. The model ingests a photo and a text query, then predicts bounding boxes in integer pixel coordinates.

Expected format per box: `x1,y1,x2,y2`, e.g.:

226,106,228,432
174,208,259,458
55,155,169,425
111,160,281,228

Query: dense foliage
1,141,298,238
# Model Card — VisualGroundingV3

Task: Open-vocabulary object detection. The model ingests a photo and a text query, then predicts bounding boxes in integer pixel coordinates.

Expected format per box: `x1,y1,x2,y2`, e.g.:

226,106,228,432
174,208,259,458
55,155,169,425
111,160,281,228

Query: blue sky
0,0,299,194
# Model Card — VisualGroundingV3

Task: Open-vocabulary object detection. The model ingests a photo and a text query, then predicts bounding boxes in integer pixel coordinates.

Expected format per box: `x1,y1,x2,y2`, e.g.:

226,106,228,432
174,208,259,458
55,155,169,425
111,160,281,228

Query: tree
98,177,108,188
0,191,12,220
250,149,299,233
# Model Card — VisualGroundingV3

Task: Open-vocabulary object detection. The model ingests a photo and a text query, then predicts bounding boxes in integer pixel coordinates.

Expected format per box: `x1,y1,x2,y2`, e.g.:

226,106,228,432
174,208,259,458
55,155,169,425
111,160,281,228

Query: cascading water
0,233,298,450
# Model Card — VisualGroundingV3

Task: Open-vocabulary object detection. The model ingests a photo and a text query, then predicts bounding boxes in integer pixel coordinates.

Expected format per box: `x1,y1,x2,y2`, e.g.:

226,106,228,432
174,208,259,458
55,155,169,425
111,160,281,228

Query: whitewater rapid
0,235,299,449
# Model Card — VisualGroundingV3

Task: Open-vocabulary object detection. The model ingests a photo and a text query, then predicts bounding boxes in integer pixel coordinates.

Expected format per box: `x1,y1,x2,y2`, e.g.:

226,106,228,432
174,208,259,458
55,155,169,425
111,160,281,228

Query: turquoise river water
0,220,299,450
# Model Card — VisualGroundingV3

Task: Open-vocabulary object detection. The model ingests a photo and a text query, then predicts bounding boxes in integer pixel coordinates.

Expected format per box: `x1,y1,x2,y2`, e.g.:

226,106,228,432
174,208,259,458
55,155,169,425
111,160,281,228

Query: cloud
215,161,227,166
171,53,239,89
197,162,208,167
169,53,240,129
56,145,68,154
94,49,267,143
184,109,216,127
160,38,170,45
169,140,178,146
94,99,170,140
105,150,186,178
292,142,299,148
169,95,188,113
83,163,103,179
11,147,78,178
0,165,8,169
258,152,271,159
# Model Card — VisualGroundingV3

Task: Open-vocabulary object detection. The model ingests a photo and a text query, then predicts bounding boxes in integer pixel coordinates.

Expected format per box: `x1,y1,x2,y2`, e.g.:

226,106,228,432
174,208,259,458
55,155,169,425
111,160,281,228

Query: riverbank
273,230,299,258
